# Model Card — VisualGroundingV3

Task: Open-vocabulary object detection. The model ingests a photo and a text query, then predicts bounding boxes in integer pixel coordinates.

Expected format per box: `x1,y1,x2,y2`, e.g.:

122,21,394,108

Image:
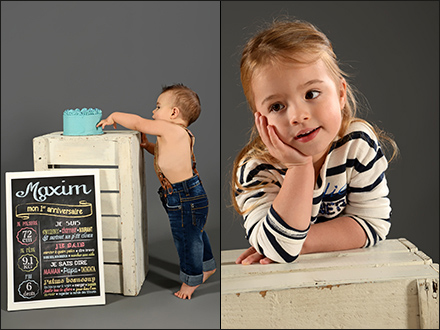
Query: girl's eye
269,103,285,112
305,90,320,100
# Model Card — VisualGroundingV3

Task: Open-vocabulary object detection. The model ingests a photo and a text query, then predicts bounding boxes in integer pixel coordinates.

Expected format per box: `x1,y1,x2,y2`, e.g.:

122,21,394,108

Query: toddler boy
97,84,216,299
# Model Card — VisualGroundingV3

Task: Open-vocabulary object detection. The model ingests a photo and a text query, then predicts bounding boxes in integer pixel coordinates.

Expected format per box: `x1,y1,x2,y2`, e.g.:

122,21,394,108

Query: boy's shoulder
161,122,192,138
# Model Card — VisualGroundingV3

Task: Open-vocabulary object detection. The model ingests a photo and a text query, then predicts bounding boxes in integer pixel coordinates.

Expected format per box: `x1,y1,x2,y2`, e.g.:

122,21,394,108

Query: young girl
232,19,398,265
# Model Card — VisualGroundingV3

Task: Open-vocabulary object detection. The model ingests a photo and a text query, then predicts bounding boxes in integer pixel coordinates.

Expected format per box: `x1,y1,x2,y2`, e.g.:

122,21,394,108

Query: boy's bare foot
174,268,216,300
203,268,216,283
174,282,200,300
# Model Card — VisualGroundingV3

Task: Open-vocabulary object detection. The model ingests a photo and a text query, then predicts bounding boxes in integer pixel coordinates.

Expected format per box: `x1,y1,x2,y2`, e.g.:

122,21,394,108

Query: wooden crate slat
221,244,431,280
104,264,123,294
417,277,440,329
100,192,119,215
103,240,122,263
222,278,422,329
47,138,117,166
101,216,121,239
33,135,49,171
221,238,416,265
222,262,438,294
46,168,119,191
97,168,119,191
117,135,147,296
130,133,148,293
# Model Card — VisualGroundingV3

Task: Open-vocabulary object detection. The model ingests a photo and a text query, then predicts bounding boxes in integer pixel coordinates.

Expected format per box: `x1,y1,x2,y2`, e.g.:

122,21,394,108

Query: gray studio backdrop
1,1,219,328
221,1,439,263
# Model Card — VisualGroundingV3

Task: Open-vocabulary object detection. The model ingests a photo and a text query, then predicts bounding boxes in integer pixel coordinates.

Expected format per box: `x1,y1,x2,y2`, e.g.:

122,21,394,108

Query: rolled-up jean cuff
203,258,216,272
180,258,216,286
180,271,203,287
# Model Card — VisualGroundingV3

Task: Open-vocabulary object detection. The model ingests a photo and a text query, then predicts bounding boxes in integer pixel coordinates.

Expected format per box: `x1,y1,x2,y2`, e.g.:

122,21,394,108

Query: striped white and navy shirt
235,121,391,263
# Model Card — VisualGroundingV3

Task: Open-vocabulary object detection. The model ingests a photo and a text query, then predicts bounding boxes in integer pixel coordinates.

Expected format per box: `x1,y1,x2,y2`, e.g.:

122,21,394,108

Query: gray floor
1,238,220,329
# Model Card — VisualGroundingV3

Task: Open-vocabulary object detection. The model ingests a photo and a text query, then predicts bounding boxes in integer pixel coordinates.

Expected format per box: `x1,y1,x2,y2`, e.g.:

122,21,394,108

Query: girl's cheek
265,113,276,125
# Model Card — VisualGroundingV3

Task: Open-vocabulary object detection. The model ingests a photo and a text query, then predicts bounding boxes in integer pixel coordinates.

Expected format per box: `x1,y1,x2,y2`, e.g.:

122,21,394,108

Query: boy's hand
97,115,117,130
140,133,155,154
140,133,149,150
255,112,312,168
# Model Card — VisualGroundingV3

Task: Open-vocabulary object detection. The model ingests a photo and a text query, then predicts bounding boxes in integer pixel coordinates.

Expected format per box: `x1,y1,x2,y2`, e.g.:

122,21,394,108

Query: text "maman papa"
16,181,92,202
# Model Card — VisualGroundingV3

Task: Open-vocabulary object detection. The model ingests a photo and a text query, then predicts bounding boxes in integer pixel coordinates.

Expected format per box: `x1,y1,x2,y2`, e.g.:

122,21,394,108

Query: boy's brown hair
161,83,201,126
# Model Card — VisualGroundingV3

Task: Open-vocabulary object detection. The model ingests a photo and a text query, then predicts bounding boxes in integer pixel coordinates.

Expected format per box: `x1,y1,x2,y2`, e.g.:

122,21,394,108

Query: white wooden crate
221,238,439,329
33,131,148,296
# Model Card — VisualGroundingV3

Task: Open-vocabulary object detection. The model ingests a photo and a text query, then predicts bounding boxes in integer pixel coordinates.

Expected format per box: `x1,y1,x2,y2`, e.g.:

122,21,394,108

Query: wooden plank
222,279,422,329
33,136,49,171
97,168,119,191
221,239,417,265
221,246,431,280
130,132,148,293
221,240,439,295
222,263,439,295
103,240,122,263
398,237,420,252
115,132,147,296
36,130,138,167
104,264,123,294
118,135,142,296
47,136,118,166
46,168,119,191
100,192,119,215
417,277,440,329
102,216,121,239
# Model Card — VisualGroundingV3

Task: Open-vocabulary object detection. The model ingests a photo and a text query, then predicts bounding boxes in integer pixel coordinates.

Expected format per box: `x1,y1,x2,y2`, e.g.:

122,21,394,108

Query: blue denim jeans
158,175,216,286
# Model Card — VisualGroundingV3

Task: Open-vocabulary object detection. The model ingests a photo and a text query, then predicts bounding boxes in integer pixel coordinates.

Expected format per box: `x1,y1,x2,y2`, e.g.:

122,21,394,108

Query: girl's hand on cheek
255,112,312,168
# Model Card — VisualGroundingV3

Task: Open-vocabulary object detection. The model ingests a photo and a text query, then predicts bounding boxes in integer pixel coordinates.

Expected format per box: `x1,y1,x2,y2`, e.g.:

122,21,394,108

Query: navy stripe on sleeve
239,191,266,204
329,131,378,153
246,221,257,241
246,163,286,182
348,172,385,193
327,148,384,177
267,206,309,239
263,225,298,263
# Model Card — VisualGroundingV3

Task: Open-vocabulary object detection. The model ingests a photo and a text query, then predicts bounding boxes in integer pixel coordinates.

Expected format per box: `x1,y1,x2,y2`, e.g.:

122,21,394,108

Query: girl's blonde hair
231,19,398,215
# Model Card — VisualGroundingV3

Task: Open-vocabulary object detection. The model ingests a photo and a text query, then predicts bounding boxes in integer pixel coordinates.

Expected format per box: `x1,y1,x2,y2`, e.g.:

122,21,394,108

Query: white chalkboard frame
6,169,106,311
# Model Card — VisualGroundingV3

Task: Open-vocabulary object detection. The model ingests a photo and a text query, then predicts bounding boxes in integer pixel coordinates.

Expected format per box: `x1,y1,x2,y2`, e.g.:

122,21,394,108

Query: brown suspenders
153,125,199,196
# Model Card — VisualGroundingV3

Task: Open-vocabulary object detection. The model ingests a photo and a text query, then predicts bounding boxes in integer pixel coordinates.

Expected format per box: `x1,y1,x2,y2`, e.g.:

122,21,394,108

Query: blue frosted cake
63,108,103,136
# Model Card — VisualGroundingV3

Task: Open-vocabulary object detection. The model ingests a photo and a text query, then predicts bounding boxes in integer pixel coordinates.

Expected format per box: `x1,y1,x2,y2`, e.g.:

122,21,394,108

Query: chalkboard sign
6,170,105,311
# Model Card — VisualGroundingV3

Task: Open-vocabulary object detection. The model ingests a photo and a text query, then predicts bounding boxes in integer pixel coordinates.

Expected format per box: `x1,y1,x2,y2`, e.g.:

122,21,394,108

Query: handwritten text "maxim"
16,180,92,202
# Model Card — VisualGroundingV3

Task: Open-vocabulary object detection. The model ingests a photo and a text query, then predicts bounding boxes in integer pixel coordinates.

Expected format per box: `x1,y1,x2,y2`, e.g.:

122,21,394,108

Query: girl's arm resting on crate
236,216,367,264
300,216,367,254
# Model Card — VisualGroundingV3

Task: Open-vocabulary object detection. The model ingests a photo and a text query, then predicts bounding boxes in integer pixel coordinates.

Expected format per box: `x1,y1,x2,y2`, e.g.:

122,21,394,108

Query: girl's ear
339,78,347,109
170,107,180,119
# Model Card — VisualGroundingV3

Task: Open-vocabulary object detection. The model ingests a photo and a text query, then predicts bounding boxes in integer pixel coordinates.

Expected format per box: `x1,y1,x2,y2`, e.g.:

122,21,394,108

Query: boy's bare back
155,123,194,184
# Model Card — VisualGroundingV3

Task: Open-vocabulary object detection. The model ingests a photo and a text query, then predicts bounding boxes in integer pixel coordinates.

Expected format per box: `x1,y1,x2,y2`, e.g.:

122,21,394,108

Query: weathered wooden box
221,238,439,329
33,131,148,296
